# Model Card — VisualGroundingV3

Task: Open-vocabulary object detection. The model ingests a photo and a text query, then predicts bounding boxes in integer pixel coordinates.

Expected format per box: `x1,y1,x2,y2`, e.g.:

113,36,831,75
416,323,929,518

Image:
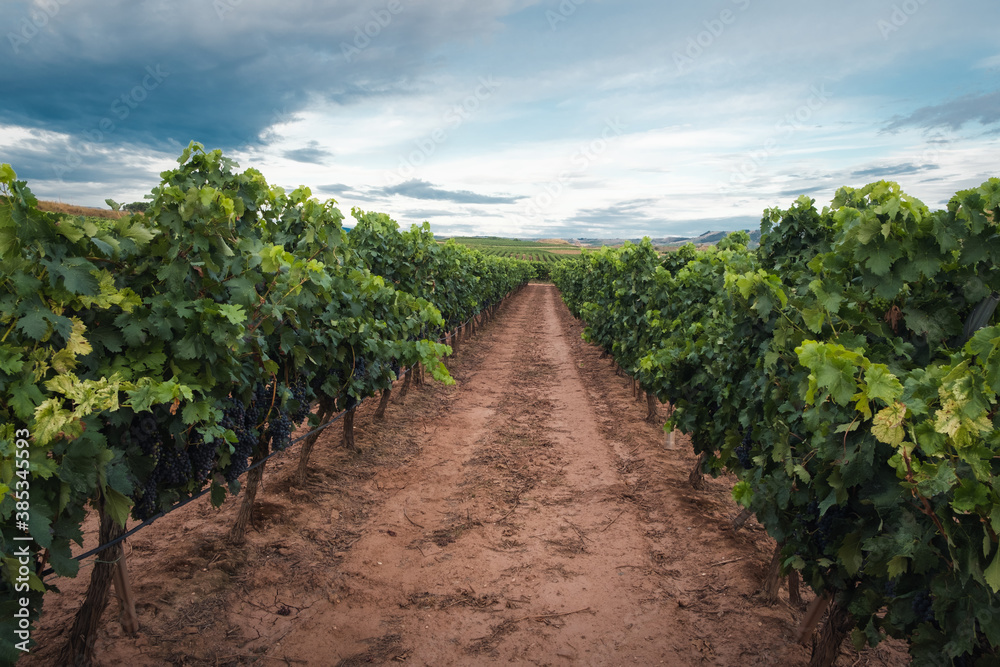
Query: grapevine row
0,143,532,663
552,179,1000,667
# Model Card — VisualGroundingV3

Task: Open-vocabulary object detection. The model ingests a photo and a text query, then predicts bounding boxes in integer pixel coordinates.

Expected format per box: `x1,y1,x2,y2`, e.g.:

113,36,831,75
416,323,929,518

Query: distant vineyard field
445,236,582,263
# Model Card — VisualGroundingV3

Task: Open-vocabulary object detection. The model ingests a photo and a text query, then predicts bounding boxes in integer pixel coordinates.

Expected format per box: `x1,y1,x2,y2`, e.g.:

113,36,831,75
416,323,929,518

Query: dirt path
23,284,909,666
280,284,687,665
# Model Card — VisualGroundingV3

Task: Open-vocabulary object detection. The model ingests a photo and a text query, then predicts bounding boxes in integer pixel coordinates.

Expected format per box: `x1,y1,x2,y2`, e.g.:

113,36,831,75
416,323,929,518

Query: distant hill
438,230,762,249
571,229,759,248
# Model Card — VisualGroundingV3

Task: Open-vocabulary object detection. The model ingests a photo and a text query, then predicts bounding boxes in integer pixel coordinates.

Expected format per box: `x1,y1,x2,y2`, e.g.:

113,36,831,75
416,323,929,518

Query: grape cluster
912,590,935,624
186,433,216,484
129,415,165,520
288,374,312,425
341,356,369,411
816,504,846,550
796,500,849,554
158,443,193,486
734,430,753,469
883,579,897,599
267,411,294,451
245,383,271,429
353,356,367,380
222,396,259,483
129,409,219,520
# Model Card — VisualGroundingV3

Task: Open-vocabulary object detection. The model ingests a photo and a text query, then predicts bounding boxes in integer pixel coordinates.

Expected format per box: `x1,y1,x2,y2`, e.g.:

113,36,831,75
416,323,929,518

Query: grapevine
553,178,1000,666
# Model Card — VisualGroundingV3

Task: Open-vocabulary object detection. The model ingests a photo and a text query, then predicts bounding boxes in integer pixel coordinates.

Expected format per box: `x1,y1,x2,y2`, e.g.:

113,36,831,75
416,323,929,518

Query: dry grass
36,200,124,219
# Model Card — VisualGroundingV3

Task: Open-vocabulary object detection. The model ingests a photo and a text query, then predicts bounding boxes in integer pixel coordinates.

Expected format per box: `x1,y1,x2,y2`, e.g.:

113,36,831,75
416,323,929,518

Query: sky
1,0,998,239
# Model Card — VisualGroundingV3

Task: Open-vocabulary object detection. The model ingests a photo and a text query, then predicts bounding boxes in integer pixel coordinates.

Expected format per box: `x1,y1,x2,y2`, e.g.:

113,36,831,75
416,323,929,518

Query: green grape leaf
951,479,989,513
732,481,753,507
887,555,909,579
863,364,903,405
103,487,133,528
985,549,1000,594
838,532,863,576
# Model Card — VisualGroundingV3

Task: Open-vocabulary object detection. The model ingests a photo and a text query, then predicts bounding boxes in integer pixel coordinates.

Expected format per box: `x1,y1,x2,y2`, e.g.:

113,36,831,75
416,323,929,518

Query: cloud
317,183,358,194
975,54,1000,70
283,141,333,164
378,179,525,204
399,209,456,219
1,130,169,185
0,0,534,152
850,162,940,179
569,198,661,224
884,91,1000,132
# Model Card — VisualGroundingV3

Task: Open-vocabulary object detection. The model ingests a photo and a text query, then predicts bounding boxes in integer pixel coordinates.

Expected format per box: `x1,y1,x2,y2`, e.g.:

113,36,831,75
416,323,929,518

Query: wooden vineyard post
343,406,358,451
229,436,270,545
296,398,335,486
58,495,128,666
731,506,754,531
796,593,831,644
111,548,139,636
374,388,391,420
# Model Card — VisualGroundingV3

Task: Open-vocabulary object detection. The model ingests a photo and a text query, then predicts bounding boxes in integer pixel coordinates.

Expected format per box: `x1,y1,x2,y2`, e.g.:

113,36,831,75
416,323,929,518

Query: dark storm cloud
884,91,1000,132
378,179,525,204
0,0,524,152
